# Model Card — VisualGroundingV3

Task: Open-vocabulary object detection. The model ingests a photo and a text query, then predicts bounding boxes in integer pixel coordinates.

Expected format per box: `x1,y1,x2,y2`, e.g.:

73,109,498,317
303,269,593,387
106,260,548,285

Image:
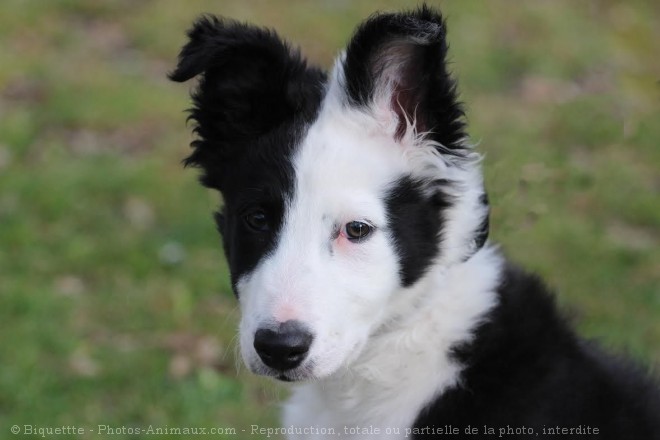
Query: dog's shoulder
413,262,660,438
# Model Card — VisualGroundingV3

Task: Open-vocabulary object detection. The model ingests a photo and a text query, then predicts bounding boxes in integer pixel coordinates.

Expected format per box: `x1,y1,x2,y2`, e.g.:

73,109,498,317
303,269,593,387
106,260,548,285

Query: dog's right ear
169,15,324,188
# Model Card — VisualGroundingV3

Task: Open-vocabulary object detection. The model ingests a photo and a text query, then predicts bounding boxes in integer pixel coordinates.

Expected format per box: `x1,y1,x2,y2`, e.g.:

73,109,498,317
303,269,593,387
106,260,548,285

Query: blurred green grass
1,1,658,438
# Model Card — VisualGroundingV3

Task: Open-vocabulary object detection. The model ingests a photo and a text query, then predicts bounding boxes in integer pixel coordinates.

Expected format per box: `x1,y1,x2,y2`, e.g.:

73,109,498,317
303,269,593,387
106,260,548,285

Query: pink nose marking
273,302,300,322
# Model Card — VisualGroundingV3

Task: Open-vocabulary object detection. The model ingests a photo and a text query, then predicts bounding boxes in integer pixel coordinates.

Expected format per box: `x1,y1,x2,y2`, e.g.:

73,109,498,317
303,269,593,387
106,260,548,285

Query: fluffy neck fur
283,245,503,438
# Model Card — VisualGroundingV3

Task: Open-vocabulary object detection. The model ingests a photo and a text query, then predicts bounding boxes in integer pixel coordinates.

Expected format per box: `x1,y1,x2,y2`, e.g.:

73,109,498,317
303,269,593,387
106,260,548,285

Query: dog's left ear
339,6,465,149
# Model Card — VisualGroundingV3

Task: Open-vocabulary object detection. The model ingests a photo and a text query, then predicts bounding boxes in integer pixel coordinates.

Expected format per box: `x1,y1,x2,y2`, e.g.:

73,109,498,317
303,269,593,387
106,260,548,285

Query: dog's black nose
253,321,313,371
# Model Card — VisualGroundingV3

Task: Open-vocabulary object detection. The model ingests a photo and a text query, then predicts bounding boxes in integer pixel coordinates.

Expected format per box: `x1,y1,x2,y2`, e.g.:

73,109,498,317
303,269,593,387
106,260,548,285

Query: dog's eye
244,211,269,232
345,221,372,242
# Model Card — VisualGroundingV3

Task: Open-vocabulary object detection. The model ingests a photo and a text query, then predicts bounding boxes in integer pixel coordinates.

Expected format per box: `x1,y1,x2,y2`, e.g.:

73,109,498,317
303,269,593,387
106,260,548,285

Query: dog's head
170,6,489,381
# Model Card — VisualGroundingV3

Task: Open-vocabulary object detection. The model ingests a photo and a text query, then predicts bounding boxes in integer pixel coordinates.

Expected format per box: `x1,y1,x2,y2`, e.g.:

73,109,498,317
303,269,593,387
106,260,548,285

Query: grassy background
1,1,658,438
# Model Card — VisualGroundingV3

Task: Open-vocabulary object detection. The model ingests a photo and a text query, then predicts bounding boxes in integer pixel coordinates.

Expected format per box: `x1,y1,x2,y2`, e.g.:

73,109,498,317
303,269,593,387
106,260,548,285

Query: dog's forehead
292,106,408,198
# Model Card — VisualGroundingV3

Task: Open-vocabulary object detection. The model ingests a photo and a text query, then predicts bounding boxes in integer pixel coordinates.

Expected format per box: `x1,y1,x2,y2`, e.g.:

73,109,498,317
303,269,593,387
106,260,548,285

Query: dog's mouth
246,356,316,382
276,373,298,382
259,365,316,383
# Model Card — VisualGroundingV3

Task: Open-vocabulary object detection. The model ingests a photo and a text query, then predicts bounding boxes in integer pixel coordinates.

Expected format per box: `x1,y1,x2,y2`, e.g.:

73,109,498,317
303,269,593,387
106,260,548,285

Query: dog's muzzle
253,320,313,372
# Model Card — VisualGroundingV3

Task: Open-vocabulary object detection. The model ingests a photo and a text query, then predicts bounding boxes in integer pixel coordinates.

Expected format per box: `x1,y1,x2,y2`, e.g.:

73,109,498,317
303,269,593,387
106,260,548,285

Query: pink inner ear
374,42,427,141
391,82,418,140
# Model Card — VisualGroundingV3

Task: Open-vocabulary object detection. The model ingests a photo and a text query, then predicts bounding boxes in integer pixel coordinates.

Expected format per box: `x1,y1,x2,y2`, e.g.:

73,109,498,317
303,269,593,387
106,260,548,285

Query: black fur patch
211,124,299,290
385,177,451,287
169,15,326,290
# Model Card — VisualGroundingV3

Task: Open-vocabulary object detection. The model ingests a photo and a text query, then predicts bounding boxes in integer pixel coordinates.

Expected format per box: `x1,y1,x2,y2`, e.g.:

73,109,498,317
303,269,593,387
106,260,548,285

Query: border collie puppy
170,6,659,439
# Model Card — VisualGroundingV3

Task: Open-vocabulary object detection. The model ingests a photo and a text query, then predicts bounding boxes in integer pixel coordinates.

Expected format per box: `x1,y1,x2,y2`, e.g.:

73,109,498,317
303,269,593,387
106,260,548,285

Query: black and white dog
170,6,659,439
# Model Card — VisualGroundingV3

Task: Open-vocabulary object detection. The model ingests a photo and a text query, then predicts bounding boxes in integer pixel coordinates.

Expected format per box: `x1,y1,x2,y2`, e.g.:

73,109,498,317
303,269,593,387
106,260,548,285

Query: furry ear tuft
169,15,325,186
340,6,466,149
